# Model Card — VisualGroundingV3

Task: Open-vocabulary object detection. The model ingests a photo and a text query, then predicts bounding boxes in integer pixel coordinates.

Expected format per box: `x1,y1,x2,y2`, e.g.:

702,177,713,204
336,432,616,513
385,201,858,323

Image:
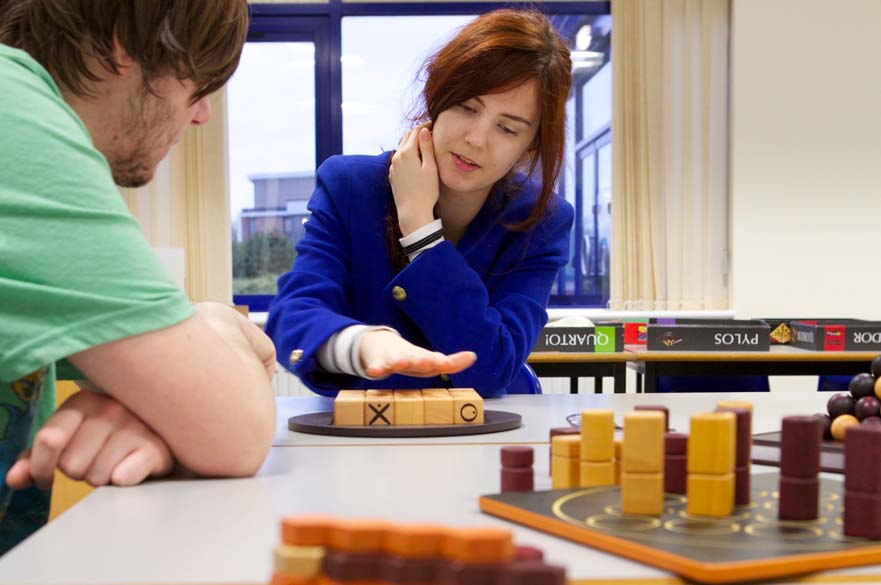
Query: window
342,16,476,155
227,41,317,301
230,3,611,311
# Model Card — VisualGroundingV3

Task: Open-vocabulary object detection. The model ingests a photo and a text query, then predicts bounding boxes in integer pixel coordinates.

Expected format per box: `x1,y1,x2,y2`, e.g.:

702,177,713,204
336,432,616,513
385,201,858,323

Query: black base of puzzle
752,431,844,474
288,409,522,437
480,472,881,584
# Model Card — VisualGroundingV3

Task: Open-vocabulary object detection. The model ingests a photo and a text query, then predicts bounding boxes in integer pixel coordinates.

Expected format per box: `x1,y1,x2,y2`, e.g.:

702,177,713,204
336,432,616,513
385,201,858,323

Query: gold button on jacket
289,349,304,365
392,286,407,302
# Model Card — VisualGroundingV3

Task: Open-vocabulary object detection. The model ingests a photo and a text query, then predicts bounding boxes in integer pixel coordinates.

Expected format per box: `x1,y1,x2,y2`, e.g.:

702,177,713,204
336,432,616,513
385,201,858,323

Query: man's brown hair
0,0,249,101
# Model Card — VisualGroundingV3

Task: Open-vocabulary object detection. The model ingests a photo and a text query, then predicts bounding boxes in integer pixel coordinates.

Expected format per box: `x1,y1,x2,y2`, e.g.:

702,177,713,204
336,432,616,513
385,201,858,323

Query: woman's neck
438,185,491,246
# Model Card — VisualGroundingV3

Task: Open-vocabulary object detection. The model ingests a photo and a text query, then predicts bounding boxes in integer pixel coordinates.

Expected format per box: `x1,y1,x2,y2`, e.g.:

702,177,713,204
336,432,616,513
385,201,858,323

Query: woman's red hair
417,9,572,231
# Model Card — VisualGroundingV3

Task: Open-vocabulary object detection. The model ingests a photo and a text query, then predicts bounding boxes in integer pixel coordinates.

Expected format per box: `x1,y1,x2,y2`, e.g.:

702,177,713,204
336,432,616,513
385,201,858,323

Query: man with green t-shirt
0,1,277,553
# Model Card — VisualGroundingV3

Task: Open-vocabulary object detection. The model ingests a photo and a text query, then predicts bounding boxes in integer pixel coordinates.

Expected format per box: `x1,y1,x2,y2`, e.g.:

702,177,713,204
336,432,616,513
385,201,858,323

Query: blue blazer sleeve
266,156,363,395
387,198,574,397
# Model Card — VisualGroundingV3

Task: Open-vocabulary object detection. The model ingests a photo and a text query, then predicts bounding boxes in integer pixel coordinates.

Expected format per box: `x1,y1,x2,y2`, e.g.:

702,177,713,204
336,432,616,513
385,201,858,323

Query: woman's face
431,79,540,200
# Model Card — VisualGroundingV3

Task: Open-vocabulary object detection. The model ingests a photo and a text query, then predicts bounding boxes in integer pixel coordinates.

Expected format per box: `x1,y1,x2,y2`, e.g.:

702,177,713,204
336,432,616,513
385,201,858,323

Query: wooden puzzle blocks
272,516,566,585
333,388,483,426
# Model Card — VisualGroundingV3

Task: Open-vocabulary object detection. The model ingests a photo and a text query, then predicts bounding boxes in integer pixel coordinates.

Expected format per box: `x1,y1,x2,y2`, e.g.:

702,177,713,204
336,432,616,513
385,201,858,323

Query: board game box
532,323,624,353
790,319,881,351
645,319,770,352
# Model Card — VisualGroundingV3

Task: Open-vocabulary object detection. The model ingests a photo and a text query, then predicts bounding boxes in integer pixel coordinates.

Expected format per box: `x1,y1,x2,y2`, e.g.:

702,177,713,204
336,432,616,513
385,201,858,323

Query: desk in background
527,351,632,394
630,345,877,393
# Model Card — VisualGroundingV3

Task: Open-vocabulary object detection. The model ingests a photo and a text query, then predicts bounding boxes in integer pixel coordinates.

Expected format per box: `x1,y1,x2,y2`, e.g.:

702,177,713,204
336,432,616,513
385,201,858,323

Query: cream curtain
609,0,730,310
119,91,233,303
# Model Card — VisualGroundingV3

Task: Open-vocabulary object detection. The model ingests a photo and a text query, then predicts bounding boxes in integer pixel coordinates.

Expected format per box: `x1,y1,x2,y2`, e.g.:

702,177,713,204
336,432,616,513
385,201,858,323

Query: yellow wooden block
622,411,665,473
393,390,424,425
422,389,454,425
580,461,615,487
551,455,580,489
688,412,736,475
551,435,581,458
274,544,325,578
334,390,365,426
365,390,394,426
715,400,753,413
687,473,734,517
450,388,483,424
580,409,615,462
621,472,664,516
614,439,623,484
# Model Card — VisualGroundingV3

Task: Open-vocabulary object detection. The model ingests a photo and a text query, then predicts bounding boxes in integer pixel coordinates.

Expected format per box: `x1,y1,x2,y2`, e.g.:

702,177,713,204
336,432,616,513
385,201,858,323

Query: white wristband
399,219,445,261
317,325,400,379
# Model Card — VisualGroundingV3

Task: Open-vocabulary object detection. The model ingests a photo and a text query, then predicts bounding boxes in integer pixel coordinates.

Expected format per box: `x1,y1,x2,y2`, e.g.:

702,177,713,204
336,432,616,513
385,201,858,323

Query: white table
3,394,880,585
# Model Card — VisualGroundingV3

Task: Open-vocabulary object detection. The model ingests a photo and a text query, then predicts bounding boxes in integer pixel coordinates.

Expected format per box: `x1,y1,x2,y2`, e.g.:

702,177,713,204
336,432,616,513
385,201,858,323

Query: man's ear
110,36,136,77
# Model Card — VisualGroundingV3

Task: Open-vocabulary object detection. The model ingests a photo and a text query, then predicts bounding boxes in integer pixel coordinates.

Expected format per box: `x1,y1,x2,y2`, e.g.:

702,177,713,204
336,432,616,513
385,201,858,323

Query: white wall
730,0,881,319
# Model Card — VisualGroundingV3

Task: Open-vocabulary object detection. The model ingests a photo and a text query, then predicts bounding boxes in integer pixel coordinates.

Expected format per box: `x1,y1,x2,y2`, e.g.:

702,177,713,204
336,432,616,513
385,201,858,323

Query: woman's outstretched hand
389,123,440,237
360,329,476,379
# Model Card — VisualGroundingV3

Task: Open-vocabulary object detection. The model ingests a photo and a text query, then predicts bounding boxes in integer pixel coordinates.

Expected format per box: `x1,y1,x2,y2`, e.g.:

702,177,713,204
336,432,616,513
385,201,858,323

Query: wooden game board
288,410,521,437
752,431,844,473
479,473,881,583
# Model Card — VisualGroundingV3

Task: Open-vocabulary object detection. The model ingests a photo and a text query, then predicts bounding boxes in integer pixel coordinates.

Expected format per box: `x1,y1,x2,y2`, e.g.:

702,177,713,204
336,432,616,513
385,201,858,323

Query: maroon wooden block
381,557,444,584
501,446,534,468
844,491,881,540
635,405,669,430
498,562,566,585
845,425,881,494
442,562,503,585
778,476,819,521
716,407,752,466
735,465,750,507
501,468,534,493
664,454,686,494
323,551,380,581
513,545,544,562
780,416,821,478
664,432,687,456
548,427,580,475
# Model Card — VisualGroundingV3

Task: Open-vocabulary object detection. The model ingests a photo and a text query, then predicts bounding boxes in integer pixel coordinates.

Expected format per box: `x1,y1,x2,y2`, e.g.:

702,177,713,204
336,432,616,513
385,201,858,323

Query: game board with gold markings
480,473,881,584
481,402,881,583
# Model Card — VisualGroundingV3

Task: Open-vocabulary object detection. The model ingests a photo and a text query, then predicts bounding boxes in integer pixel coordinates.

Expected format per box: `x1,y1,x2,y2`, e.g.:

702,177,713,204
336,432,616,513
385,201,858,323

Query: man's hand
6,391,174,490
360,329,476,379
389,123,439,237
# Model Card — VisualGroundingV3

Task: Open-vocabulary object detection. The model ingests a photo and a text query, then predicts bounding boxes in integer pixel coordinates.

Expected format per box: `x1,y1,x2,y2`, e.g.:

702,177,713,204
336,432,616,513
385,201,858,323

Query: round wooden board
288,410,522,438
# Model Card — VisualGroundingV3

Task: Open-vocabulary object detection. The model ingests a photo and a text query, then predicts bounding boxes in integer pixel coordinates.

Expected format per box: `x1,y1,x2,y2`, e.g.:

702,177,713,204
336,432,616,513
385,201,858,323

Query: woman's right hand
359,329,476,379
389,123,440,236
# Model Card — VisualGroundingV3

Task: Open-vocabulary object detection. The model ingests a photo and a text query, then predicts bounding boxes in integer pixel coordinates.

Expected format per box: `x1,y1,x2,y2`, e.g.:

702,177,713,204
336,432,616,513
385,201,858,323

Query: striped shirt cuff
317,325,400,379
399,219,445,261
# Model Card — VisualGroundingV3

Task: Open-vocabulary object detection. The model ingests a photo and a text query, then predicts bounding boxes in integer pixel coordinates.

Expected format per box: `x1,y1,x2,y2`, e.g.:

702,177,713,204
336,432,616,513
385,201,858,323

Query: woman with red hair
268,10,574,397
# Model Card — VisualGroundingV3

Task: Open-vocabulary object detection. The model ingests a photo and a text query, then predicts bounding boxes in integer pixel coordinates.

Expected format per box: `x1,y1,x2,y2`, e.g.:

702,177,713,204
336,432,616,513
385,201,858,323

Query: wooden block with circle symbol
422,389,454,425
393,390,424,425
364,390,394,426
333,390,365,426
450,388,484,424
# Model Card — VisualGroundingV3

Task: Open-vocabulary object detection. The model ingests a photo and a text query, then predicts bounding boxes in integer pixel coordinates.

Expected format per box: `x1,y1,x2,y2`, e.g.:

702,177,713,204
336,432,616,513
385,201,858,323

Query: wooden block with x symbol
364,390,395,426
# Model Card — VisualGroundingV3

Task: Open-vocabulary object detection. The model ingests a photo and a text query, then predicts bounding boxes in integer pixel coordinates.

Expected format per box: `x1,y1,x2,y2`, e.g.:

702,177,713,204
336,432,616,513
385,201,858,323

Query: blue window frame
233,1,611,311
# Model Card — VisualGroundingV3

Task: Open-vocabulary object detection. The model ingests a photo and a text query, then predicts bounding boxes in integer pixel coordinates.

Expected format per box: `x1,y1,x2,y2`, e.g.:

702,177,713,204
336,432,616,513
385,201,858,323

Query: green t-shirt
0,44,195,552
